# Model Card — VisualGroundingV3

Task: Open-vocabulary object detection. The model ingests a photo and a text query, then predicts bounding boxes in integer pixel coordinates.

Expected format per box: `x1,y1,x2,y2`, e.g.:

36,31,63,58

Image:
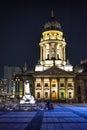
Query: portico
34,66,75,102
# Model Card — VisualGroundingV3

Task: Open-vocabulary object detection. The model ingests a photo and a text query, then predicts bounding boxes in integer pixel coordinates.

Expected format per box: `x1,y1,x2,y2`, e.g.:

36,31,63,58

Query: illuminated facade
13,11,87,103
34,67,75,102
35,11,73,72
34,11,74,102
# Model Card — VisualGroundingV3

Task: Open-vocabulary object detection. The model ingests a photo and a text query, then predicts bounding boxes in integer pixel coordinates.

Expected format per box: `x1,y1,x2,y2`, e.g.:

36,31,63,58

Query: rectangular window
52,84,56,87
69,92,72,98
60,83,64,87
68,83,72,87
44,83,48,87
37,83,40,87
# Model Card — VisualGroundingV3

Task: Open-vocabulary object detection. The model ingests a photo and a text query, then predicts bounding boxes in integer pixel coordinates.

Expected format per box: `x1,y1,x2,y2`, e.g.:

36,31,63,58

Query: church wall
34,77,75,102
75,75,87,103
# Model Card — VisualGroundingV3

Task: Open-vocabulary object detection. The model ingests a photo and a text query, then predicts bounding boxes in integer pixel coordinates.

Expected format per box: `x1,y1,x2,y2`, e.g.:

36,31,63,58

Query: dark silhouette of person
47,100,50,110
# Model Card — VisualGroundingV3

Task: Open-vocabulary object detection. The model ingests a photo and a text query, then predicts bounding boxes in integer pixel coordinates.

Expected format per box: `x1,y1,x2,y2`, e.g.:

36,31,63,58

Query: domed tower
35,10,73,71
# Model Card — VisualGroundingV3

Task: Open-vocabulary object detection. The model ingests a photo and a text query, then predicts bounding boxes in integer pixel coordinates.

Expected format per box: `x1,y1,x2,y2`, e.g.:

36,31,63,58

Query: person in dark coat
50,103,54,109
47,100,50,110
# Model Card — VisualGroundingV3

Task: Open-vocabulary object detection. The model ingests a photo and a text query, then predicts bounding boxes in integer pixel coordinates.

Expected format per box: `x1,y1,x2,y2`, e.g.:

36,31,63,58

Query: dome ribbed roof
44,10,62,31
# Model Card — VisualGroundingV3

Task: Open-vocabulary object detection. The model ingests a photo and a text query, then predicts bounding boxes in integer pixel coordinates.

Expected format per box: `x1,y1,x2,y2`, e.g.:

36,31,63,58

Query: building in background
74,60,87,103
0,79,8,103
4,66,22,94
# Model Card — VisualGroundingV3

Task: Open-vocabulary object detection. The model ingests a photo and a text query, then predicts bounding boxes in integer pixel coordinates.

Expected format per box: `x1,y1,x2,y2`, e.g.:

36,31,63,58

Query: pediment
34,66,75,77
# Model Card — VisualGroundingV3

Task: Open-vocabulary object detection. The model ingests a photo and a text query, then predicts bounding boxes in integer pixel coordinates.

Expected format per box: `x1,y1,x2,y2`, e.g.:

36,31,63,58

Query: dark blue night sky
0,0,87,78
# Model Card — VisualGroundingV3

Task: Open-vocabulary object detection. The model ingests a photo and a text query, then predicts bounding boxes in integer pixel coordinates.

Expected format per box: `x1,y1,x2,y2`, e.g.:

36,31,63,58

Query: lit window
18,79,20,81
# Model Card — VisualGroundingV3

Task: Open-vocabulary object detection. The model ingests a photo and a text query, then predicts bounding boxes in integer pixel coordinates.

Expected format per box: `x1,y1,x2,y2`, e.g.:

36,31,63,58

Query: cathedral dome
44,11,62,31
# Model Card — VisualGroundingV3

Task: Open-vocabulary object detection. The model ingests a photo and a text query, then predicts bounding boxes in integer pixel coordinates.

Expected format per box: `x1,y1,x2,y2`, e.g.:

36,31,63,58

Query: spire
23,62,27,72
51,9,54,18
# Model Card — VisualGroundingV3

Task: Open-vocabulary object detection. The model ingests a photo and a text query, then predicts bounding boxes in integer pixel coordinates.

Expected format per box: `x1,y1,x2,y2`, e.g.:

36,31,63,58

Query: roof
74,61,87,73
22,70,34,76
43,10,62,32
34,66,75,78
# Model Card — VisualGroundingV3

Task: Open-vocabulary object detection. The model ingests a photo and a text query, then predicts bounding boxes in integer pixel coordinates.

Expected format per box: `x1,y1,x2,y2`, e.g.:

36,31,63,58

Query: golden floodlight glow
42,30,63,40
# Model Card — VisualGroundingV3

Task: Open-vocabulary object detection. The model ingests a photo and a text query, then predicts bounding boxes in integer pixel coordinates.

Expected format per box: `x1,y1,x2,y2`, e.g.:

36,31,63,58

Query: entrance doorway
51,91,56,100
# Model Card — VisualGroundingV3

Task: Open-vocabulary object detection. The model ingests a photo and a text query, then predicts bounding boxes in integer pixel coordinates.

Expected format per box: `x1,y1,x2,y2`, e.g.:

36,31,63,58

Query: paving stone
0,105,87,130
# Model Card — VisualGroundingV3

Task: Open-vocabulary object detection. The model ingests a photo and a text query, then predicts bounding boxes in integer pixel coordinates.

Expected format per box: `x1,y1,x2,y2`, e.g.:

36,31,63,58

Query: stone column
56,44,57,60
64,46,66,61
40,47,42,61
49,44,51,59
57,78,59,99
43,46,45,60
73,78,75,101
49,78,52,100
41,78,44,99
62,47,64,61
43,45,46,60
54,43,57,59
65,78,67,100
